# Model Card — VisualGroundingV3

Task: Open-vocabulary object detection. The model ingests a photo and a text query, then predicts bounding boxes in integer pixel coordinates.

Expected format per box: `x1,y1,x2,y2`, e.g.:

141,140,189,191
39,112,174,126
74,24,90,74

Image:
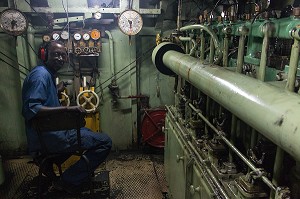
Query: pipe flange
152,42,185,76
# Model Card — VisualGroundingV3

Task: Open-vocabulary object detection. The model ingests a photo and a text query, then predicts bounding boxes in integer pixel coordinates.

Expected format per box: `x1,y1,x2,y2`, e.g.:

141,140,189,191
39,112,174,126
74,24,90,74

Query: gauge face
118,10,143,36
83,33,90,41
61,31,69,40
73,33,82,41
91,29,100,40
42,34,51,42
0,8,28,36
94,12,102,20
52,33,60,40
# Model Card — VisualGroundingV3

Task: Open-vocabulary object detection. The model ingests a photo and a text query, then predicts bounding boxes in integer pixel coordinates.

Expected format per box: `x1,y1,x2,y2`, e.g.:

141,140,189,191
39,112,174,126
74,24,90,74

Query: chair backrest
32,107,86,132
31,107,86,154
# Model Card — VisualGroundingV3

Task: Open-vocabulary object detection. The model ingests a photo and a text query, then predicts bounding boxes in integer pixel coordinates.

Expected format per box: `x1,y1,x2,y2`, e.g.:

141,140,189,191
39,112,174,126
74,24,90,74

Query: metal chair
31,106,94,198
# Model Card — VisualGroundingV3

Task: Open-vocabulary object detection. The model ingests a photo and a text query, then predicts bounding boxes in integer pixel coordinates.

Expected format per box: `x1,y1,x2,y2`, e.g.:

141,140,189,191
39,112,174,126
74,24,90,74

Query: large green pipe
152,42,300,162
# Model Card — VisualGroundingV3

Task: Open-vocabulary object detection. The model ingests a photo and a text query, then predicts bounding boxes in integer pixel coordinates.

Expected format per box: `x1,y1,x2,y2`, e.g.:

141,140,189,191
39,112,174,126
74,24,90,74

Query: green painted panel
0,35,27,155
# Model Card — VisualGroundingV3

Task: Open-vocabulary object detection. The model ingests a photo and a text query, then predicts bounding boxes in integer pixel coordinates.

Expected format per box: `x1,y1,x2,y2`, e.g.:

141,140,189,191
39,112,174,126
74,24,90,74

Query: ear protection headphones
38,40,66,62
38,42,50,62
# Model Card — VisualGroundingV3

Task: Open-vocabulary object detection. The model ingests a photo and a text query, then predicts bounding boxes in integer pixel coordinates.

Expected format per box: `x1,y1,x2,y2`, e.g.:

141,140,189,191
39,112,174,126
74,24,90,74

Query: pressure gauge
118,10,143,36
94,12,102,20
73,32,82,41
52,33,60,40
90,29,100,40
0,8,28,36
61,31,69,40
83,33,90,41
42,34,51,42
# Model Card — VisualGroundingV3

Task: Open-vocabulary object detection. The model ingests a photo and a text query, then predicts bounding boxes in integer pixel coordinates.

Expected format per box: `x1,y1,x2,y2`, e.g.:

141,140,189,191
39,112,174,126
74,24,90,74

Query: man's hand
57,81,65,93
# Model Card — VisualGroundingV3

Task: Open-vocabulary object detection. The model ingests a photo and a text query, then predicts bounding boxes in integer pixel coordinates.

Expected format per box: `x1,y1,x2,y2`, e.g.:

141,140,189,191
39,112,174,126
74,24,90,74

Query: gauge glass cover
94,12,102,20
91,29,100,40
83,33,90,41
74,33,82,41
118,10,143,36
42,35,51,42
61,31,69,40
0,8,28,36
52,33,60,40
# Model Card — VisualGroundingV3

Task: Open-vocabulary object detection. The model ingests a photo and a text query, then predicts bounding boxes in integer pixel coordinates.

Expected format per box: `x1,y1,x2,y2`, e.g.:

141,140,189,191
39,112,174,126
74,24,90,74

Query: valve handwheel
59,92,70,107
76,90,100,113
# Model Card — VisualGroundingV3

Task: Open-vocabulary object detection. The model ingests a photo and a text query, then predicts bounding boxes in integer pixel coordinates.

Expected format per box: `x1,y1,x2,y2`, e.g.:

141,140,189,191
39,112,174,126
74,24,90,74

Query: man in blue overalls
22,40,112,193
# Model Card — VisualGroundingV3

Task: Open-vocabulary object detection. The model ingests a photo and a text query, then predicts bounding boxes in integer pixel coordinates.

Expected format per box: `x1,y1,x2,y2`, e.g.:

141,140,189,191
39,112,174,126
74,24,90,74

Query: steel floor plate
0,151,168,199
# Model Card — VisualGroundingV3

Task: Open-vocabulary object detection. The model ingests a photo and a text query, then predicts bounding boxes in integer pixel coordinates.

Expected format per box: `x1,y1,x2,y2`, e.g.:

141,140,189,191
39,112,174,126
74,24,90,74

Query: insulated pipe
105,30,116,79
152,42,300,162
222,26,231,67
258,22,274,81
27,23,37,69
180,25,222,64
179,36,197,56
200,31,205,61
236,26,249,73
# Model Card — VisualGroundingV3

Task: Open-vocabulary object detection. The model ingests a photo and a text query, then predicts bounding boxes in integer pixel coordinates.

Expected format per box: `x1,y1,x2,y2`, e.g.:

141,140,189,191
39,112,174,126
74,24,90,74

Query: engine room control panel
42,29,102,56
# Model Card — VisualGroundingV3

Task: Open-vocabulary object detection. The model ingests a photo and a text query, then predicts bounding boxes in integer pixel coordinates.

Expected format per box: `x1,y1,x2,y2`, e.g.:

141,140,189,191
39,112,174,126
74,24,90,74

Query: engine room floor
0,150,168,199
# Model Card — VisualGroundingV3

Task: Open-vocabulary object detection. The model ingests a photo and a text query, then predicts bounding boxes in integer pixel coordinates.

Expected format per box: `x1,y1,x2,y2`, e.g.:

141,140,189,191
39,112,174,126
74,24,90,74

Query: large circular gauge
0,8,28,36
73,32,82,41
61,31,69,40
91,29,100,40
118,10,143,36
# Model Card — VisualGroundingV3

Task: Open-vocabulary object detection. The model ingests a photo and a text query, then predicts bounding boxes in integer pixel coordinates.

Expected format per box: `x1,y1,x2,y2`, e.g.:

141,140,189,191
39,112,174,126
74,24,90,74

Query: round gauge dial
73,33,82,41
83,33,90,41
52,33,60,40
118,10,143,36
61,31,69,40
91,29,100,40
42,34,51,42
94,12,102,20
0,8,28,36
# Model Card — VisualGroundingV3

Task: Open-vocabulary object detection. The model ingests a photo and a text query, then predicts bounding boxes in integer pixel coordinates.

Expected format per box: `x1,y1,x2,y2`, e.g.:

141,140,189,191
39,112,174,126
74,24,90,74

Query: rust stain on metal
187,67,191,81
274,116,284,126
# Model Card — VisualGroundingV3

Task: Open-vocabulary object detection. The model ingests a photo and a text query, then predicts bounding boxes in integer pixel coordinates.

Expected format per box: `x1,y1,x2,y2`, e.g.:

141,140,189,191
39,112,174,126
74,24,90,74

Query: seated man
22,40,112,193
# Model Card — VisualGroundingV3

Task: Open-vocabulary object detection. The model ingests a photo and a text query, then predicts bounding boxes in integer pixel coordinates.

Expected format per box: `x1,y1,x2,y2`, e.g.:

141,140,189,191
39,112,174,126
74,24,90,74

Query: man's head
43,41,67,73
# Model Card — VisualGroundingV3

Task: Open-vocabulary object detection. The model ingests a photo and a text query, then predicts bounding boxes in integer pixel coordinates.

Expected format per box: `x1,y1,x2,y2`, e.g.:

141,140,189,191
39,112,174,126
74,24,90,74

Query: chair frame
31,107,94,198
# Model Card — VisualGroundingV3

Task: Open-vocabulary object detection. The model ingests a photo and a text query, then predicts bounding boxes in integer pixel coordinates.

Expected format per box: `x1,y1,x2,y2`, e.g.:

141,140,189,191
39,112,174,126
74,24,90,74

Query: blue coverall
22,65,112,185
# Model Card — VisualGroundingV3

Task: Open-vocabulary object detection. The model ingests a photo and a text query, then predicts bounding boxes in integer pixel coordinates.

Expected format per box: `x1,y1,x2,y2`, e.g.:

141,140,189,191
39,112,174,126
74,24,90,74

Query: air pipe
152,42,300,163
179,25,222,64
105,30,116,79
179,36,198,56
236,25,249,73
27,23,37,69
222,26,231,67
258,22,274,81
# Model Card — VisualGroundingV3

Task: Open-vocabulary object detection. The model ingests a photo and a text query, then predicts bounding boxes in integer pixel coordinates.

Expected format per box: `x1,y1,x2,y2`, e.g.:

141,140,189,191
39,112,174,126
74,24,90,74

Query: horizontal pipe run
152,42,300,163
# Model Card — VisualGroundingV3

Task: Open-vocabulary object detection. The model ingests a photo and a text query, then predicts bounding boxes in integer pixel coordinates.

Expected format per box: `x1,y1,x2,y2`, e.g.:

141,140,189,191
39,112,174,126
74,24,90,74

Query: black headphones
38,40,66,62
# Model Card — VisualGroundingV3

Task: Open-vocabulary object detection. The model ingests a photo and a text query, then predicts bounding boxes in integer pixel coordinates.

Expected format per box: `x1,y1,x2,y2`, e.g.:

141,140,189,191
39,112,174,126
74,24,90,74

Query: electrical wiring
209,0,225,14
61,0,72,72
95,45,156,94
0,58,27,76
0,51,30,72
21,35,39,57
